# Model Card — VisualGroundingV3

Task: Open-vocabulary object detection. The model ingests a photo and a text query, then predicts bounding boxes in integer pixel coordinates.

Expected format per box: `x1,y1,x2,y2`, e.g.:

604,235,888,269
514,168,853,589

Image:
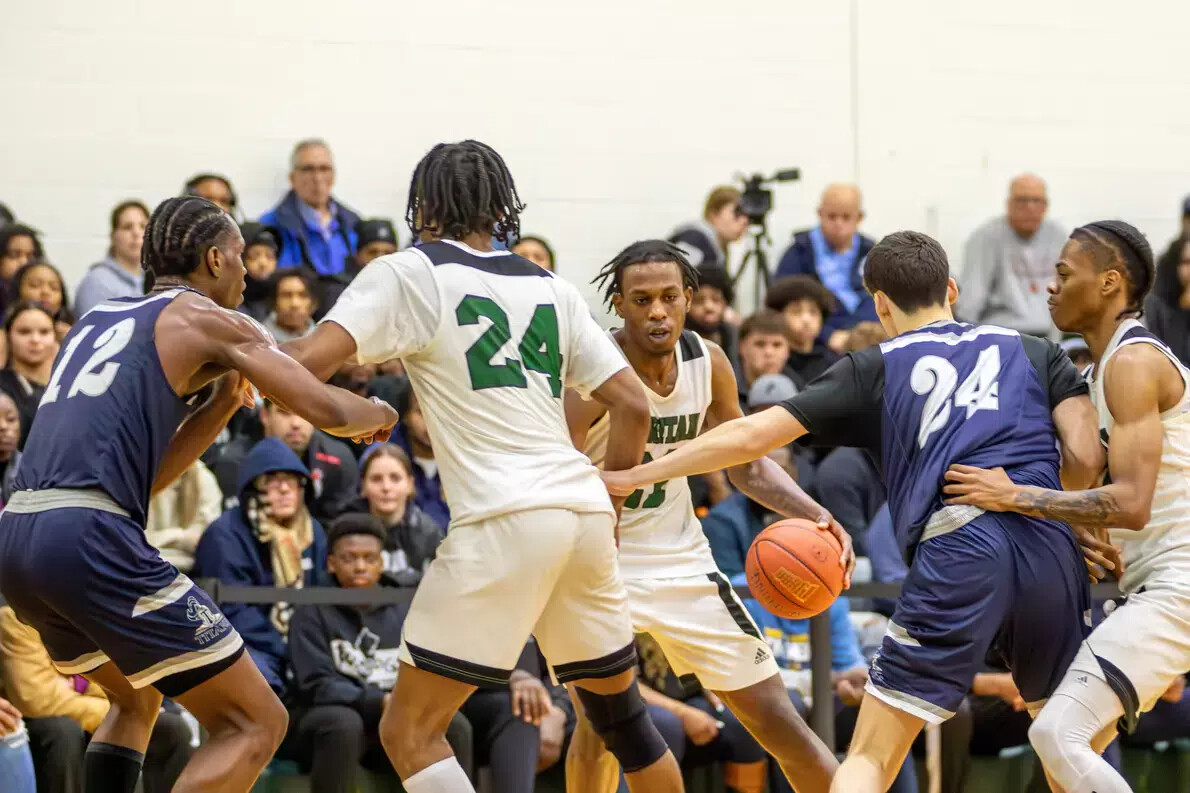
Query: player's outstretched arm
587,369,650,492
199,305,398,441
563,388,609,451
603,407,807,498
280,322,360,384
152,372,254,496
701,343,854,583
944,345,1164,530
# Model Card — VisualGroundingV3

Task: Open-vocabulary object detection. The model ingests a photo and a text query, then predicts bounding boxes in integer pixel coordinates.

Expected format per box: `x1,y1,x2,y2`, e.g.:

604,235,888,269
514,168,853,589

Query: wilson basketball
746,518,843,619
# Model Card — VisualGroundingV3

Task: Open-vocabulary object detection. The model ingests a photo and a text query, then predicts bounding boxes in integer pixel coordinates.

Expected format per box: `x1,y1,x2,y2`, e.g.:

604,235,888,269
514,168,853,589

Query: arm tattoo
730,458,824,521
1012,487,1126,528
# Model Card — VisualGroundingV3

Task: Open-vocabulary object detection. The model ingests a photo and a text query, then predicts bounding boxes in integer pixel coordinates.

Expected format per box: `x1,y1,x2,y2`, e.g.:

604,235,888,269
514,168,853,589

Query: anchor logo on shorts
185,597,228,645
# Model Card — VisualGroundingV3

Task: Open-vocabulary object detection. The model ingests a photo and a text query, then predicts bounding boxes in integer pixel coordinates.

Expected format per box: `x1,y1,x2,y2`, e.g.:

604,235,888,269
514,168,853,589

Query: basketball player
603,231,1109,793
280,140,684,793
564,239,851,793
943,220,1187,793
0,196,398,793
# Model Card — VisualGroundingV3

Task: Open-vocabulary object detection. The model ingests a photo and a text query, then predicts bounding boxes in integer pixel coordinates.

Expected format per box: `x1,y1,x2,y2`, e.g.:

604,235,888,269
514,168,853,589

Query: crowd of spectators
1,144,1189,792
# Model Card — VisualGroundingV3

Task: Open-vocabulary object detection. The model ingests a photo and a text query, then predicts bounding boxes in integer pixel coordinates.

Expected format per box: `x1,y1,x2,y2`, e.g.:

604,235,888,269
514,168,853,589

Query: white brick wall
2,0,1188,311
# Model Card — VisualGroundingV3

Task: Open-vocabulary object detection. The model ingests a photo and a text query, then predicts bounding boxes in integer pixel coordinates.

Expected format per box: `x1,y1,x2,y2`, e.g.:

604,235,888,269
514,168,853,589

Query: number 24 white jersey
323,240,627,527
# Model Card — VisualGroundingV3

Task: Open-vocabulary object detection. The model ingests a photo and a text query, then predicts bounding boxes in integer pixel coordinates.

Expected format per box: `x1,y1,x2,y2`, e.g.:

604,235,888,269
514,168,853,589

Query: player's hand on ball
601,469,639,498
679,705,722,746
817,513,855,589
942,465,1016,511
509,671,552,726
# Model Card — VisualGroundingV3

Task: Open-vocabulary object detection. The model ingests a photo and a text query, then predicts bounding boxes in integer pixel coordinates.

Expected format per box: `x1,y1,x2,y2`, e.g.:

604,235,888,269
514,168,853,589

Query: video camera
738,168,802,227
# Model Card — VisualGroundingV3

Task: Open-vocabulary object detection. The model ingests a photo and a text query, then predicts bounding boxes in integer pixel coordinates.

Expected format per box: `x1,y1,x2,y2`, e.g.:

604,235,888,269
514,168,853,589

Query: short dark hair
1070,220,1155,316
271,268,319,308
142,196,237,280
739,310,792,343
0,224,44,261
764,275,836,318
695,265,735,305
593,240,700,309
864,231,951,313
326,513,387,552
12,260,69,311
406,140,525,243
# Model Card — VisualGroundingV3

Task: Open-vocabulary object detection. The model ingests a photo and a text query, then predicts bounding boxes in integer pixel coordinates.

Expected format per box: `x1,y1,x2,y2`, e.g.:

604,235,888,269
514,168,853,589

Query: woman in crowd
0,391,22,505
10,261,68,316
512,235,555,272
0,303,55,449
73,199,149,316
357,444,443,586
182,173,238,218
1145,234,1190,366
0,225,43,285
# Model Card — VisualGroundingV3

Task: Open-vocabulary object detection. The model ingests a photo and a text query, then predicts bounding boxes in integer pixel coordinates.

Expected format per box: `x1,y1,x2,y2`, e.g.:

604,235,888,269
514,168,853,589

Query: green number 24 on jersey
455,295,563,397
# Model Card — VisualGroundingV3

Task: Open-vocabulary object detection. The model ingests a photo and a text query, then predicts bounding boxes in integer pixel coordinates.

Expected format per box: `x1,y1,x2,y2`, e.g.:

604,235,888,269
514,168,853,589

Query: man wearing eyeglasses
260,138,363,277
957,173,1067,340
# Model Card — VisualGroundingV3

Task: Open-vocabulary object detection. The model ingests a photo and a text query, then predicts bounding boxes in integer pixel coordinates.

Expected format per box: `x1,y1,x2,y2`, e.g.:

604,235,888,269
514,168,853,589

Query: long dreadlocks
592,240,700,309
405,140,526,243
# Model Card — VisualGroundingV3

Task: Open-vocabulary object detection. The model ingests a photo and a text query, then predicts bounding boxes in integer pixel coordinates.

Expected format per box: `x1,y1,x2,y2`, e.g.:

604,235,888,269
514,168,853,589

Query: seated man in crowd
144,459,222,574
208,398,360,525
237,221,282,321
263,269,318,344
316,218,400,318
773,184,877,352
192,437,328,699
287,514,472,793
763,275,840,387
734,312,792,405
0,606,193,793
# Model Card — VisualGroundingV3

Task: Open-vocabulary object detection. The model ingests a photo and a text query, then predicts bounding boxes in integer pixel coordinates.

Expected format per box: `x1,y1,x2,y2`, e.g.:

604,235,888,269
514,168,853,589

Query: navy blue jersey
780,321,1087,560
15,289,196,522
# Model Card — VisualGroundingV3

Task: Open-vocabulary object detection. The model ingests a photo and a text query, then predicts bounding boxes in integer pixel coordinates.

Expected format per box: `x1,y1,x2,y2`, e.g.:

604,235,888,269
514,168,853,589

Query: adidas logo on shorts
754,648,770,664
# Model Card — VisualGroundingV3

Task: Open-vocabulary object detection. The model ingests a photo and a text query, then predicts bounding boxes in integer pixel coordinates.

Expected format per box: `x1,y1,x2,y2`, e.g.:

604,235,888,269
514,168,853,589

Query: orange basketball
746,518,843,619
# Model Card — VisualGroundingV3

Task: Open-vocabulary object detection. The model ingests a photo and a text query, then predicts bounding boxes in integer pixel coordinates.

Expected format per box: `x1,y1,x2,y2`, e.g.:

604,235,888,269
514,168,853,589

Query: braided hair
141,197,237,286
405,140,525,243
592,240,700,309
1070,220,1155,317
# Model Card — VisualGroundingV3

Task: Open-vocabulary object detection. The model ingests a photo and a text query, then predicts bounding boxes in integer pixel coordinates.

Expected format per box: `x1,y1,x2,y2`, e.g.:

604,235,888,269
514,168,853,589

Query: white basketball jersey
1090,319,1190,592
322,240,627,527
585,330,717,579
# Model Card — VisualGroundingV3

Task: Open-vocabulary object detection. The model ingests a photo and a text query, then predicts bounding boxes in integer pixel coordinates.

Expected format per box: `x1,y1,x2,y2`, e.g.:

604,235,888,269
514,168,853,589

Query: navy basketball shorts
866,511,1091,723
0,507,244,698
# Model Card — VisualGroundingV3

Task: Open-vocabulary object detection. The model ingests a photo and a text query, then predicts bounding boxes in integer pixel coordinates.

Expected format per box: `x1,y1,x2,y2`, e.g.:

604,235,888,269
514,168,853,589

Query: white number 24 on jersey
40,318,136,407
910,345,1002,448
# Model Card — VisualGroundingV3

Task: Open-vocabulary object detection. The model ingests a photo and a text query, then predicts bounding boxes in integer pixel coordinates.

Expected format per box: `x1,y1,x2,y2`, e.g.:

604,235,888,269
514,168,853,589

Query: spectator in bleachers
238,222,282,321
389,385,450,531
0,606,194,793
0,695,35,793
262,269,318,344
11,261,67,316
182,173,238,217
0,391,21,505
208,399,360,524
0,225,43,285
0,302,54,449
356,444,443,586
764,275,840,387
512,235,555,272
957,173,1066,339
735,312,791,404
686,264,741,372
260,139,360,277
669,186,749,271
773,184,877,353
354,219,399,267
632,633,767,793
1144,233,1190,366
144,460,223,574
192,437,328,698
73,199,149,316
286,514,474,792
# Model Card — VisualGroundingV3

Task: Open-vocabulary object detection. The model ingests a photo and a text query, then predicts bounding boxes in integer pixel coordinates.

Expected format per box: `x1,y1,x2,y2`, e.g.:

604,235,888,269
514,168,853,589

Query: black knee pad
575,681,668,773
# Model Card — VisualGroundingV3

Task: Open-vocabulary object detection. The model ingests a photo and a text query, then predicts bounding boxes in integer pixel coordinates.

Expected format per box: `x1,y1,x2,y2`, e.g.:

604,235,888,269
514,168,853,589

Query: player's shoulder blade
415,240,553,278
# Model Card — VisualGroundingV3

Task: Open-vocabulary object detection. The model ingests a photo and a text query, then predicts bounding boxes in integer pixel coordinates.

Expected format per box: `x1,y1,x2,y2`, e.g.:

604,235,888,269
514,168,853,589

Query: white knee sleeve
1029,679,1131,793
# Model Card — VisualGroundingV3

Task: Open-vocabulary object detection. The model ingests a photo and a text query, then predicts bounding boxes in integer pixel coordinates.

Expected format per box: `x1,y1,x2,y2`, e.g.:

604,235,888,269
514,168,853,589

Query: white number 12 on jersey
910,345,1001,448
40,318,136,406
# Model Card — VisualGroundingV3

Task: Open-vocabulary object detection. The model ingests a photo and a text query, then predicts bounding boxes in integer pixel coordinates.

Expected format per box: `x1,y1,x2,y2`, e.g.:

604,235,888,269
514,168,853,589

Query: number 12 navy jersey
780,321,1087,562
14,289,196,523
